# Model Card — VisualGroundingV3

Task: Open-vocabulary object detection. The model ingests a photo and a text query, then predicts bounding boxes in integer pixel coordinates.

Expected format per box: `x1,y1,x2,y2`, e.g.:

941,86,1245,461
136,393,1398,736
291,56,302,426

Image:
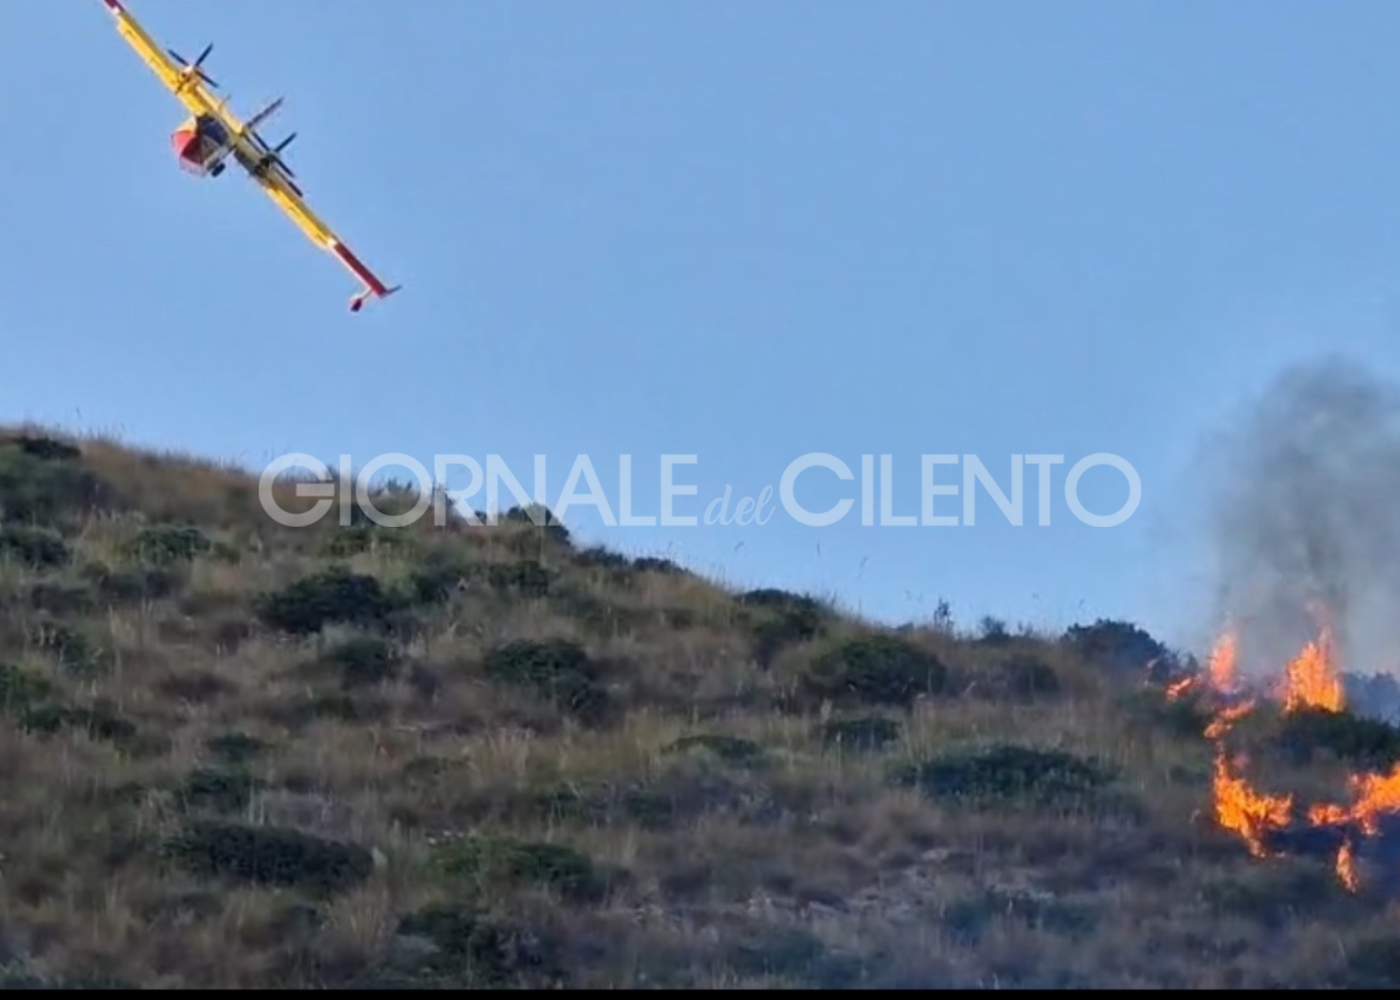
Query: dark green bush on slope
0,524,70,568
803,634,948,707
0,434,109,524
255,566,397,635
482,639,613,724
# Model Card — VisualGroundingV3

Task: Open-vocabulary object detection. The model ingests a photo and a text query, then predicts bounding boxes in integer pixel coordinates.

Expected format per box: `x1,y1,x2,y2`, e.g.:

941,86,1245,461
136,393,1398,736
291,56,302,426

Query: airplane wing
226,129,402,311
99,0,218,119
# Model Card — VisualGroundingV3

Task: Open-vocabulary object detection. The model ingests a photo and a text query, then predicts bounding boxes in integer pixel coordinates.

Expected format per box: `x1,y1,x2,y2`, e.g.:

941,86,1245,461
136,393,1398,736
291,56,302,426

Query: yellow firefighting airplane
99,0,400,311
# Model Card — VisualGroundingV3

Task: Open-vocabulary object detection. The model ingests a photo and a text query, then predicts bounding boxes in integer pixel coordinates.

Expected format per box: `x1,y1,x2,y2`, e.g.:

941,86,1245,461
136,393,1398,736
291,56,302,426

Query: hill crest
1,426,1399,987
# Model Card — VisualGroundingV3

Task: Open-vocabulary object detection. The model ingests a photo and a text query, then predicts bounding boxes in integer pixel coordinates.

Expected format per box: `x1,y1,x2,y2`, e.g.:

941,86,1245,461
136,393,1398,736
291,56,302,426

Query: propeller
250,130,298,178
167,43,218,88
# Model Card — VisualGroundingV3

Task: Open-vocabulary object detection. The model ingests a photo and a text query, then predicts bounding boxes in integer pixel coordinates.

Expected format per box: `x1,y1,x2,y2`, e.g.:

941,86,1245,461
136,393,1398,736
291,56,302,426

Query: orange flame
1164,629,1239,702
1207,628,1239,695
1204,699,1255,741
1336,840,1358,892
1280,626,1345,714
1301,765,1400,894
1211,751,1292,858
1306,802,1350,826
1148,607,1400,895
1343,765,1400,836
1182,613,1388,895
1165,675,1197,700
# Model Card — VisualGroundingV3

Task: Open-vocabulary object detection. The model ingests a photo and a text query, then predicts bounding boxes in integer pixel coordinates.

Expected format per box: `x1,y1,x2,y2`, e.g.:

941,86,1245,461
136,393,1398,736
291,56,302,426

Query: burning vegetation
1164,613,1400,896
1172,356,1400,910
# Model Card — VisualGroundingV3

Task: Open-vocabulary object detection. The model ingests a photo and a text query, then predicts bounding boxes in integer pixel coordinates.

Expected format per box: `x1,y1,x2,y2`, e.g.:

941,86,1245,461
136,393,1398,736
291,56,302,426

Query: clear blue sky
7,0,1400,653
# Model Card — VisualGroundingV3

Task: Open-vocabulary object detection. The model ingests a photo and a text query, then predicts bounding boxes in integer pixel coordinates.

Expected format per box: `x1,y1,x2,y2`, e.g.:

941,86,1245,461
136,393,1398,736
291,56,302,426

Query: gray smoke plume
1201,355,1400,681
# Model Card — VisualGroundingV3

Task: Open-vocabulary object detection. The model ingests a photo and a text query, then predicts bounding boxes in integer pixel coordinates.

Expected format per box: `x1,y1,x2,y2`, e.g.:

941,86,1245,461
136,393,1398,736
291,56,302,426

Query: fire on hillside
1160,607,1400,896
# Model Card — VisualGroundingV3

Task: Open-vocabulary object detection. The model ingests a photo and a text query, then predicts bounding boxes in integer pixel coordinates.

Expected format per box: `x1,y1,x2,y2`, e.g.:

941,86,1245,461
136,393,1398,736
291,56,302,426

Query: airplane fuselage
169,101,295,189
171,113,231,176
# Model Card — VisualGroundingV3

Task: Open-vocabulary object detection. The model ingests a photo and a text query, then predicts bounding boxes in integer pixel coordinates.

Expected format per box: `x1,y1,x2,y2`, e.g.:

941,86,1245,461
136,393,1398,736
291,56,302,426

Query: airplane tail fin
349,284,403,313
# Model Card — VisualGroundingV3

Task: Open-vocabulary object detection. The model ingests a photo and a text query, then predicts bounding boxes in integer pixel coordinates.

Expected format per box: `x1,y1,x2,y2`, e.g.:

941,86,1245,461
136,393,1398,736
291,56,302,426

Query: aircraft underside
170,115,230,176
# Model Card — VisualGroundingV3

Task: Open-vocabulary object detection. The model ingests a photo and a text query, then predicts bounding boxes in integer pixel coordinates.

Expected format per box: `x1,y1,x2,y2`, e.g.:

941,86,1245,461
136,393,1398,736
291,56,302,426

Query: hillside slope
1,427,1399,987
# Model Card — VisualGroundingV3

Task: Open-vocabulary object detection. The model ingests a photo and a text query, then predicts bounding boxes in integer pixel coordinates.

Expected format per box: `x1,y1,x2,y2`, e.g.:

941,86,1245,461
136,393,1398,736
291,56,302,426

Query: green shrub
27,581,95,616
324,635,401,689
205,732,269,766
391,903,559,988
501,504,571,548
156,671,237,704
178,767,262,814
486,560,551,598
2,434,80,462
0,663,55,713
976,616,1013,646
0,437,109,524
402,550,473,604
664,733,767,766
19,701,138,745
0,525,70,568
1276,707,1400,770
990,655,1062,699
164,821,374,895
1120,688,1214,739
433,834,608,903
122,523,212,565
1062,618,1176,678
738,588,828,667
82,562,183,602
572,546,631,571
803,634,947,707
891,743,1113,807
254,566,396,635
481,639,612,724
30,620,108,677
319,522,416,558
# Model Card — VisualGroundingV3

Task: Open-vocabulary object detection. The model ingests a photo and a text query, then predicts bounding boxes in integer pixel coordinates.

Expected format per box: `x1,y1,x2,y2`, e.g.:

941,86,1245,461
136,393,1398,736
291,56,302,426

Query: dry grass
0,425,1395,988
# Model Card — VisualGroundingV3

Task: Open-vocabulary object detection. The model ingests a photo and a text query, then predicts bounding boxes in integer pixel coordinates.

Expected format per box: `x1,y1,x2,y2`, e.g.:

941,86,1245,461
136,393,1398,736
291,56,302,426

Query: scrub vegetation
0,426,1397,988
